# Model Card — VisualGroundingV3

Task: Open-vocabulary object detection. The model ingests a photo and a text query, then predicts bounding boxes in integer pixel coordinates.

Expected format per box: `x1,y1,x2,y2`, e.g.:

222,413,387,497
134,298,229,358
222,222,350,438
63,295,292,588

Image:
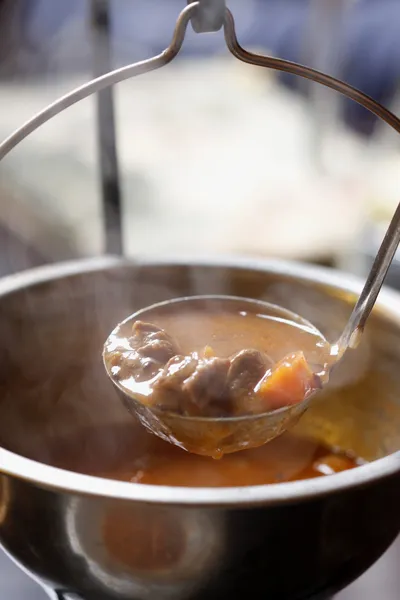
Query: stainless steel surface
187,0,225,33
2,533,400,599
0,257,400,600
104,295,328,456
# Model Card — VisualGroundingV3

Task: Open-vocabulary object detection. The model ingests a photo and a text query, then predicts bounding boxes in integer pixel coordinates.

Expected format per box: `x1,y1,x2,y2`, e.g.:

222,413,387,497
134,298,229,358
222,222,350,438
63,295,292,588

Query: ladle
103,203,400,458
103,295,331,457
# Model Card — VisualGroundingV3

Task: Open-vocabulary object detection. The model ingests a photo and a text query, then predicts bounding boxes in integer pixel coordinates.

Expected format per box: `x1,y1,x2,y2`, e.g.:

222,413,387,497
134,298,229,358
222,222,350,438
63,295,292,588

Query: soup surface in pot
98,434,361,487
51,425,361,487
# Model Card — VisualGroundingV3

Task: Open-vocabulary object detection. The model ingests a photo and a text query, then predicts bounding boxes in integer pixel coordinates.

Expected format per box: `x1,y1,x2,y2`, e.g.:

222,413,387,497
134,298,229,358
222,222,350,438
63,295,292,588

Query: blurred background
0,0,400,598
0,0,400,276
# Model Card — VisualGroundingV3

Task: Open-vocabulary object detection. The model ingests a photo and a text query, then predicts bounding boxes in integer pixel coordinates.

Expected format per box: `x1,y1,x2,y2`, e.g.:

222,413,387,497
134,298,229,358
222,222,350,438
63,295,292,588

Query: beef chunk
131,321,163,341
151,354,199,412
131,321,180,360
157,354,199,388
227,349,272,399
137,338,177,364
182,357,230,412
111,351,162,382
113,321,181,382
152,354,232,416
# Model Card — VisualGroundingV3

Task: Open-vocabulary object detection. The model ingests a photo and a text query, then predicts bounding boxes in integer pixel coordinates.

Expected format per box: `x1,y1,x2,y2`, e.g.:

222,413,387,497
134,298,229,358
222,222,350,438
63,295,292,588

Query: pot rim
1,254,400,507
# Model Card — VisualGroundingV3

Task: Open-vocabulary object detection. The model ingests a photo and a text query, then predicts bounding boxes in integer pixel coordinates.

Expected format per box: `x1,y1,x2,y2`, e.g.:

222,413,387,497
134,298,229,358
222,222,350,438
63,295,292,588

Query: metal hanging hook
187,0,225,33
1,2,400,164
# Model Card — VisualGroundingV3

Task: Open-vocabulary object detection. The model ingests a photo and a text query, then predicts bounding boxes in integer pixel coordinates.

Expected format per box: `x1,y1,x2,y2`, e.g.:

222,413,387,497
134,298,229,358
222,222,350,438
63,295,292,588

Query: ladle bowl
104,295,330,457
1,257,400,600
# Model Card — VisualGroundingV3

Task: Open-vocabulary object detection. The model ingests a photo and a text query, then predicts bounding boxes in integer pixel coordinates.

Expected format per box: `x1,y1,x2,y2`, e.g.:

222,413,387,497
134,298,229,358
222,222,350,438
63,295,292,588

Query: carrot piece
256,351,321,411
202,345,215,359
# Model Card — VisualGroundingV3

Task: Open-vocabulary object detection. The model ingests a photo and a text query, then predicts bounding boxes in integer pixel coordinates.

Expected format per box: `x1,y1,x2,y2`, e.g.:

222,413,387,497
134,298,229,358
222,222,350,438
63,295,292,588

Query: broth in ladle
104,296,334,456
105,297,331,419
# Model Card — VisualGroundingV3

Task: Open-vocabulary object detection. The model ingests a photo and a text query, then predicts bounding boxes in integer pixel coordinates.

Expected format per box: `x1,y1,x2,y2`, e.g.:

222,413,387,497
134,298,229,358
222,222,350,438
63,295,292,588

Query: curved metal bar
224,8,400,136
223,7,400,348
0,2,196,162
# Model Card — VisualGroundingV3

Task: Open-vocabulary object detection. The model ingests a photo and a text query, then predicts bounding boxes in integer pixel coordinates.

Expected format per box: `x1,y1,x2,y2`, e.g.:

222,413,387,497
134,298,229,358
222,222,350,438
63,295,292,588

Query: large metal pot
0,256,400,600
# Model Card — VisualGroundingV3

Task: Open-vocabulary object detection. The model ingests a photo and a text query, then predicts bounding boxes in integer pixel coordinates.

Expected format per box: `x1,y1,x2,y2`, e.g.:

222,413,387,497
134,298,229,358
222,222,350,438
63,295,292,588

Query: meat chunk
159,354,199,387
151,354,199,412
182,357,230,414
111,351,162,382
227,349,272,399
152,353,232,416
137,338,177,364
131,321,180,362
131,321,164,341
112,320,320,417
116,321,181,382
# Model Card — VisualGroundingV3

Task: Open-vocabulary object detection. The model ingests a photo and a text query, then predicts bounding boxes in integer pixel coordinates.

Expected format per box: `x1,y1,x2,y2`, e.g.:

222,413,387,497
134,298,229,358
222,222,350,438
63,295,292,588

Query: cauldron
0,256,400,600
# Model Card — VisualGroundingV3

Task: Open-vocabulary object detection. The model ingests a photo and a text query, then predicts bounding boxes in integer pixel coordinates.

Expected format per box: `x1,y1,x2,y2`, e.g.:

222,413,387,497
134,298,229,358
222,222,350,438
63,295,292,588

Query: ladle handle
339,202,400,351
47,591,82,600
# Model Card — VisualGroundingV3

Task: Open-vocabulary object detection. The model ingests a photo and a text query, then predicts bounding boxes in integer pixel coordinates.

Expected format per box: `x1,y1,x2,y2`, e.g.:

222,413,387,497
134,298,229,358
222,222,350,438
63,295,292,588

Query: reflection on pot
66,498,224,599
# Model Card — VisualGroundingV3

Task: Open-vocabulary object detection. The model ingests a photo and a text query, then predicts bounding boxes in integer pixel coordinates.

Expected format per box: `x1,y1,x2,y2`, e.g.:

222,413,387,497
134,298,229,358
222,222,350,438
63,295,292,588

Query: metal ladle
103,227,398,458
1,1,400,455
103,295,331,458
